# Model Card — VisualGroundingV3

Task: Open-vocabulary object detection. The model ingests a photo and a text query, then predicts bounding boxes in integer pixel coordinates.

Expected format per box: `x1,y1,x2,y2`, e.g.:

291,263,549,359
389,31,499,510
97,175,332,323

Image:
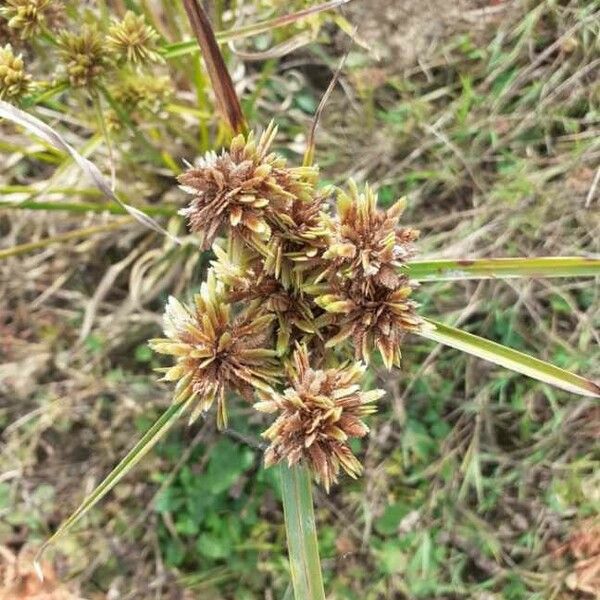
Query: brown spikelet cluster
255,345,384,492
0,0,62,39
178,122,318,252
321,181,419,293
155,123,425,490
57,26,112,88
149,272,281,429
312,276,423,369
211,241,320,356
107,10,162,64
309,182,424,369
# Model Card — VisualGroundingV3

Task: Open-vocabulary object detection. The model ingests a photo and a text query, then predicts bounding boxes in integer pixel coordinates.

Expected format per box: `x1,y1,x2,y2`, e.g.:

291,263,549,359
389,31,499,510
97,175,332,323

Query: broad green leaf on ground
417,318,600,397
37,400,191,558
407,257,600,281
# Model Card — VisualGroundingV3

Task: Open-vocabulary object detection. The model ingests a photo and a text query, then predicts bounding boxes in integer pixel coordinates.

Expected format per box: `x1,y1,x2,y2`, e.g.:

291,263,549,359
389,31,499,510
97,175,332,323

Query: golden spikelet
149,271,281,429
57,26,112,88
0,44,31,101
0,0,62,39
178,122,317,252
107,10,162,64
255,345,384,491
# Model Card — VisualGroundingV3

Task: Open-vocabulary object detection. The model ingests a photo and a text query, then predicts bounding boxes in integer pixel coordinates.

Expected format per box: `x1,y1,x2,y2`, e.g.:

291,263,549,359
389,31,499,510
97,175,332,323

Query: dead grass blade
304,53,348,167
182,0,247,135
0,100,182,245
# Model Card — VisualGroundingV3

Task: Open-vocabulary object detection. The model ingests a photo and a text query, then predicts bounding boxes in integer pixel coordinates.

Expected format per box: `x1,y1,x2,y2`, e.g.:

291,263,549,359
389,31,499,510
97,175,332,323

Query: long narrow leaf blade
182,0,246,134
38,401,189,557
280,464,326,600
417,318,600,397
407,257,600,282
0,100,181,245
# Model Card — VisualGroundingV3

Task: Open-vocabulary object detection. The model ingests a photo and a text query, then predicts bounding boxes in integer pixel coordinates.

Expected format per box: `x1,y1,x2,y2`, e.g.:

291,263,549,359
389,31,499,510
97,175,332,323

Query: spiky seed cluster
154,124,427,490
0,44,31,101
255,346,384,492
149,272,281,429
321,181,419,293
315,277,423,369
107,10,162,64
0,0,61,39
310,181,424,369
263,190,331,289
111,73,172,113
212,241,319,356
178,122,318,252
57,26,111,88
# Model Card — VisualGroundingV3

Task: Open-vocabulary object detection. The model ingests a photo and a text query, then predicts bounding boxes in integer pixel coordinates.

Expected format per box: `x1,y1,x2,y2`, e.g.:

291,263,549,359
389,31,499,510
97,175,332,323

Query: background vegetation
1,0,598,598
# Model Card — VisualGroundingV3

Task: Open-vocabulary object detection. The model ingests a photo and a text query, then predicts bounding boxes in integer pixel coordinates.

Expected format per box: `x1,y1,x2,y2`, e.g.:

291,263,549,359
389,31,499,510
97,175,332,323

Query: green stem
0,199,178,217
280,464,326,600
0,219,132,260
407,256,600,281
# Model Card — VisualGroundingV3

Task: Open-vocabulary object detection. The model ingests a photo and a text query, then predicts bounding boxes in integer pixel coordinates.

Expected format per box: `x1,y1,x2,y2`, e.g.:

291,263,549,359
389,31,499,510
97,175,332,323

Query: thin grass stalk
280,464,326,600
0,219,131,260
0,199,178,217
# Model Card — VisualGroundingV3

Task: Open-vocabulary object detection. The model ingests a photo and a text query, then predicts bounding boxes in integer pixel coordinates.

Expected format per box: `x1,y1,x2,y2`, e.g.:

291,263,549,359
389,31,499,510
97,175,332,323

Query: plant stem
0,199,178,217
0,219,132,260
280,463,326,600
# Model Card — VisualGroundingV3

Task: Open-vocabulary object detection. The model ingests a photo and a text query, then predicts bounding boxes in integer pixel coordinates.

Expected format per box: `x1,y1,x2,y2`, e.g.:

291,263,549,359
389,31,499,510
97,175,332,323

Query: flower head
255,345,384,491
107,10,162,64
111,73,172,113
0,0,62,39
321,181,419,294
0,44,31,101
313,277,423,369
149,271,281,428
263,190,331,289
57,26,112,88
178,122,317,251
212,241,319,356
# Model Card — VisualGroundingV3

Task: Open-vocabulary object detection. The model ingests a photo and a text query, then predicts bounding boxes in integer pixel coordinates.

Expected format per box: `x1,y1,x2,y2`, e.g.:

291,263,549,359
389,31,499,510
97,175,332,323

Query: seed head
0,44,31,101
178,122,318,251
263,190,331,289
111,73,172,113
0,0,62,39
107,10,162,64
321,180,419,295
255,345,384,491
312,277,423,369
57,26,111,88
149,271,281,429
212,241,319,356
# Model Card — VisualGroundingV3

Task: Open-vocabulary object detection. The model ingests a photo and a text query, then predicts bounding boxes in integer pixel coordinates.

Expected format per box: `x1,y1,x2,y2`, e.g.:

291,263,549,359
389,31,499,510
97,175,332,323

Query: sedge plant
1,1,598,599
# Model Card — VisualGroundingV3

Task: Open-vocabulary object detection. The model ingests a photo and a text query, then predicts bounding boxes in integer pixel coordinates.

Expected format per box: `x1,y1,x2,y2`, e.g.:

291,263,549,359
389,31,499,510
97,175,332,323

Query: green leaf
197,532,232,559
406,257,600,281
417,318,600,397
280,464,326,600
38,400,190,558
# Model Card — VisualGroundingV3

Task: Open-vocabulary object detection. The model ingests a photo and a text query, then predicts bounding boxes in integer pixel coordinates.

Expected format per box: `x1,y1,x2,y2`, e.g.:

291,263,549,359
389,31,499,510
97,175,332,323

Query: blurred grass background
0,0,598,598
